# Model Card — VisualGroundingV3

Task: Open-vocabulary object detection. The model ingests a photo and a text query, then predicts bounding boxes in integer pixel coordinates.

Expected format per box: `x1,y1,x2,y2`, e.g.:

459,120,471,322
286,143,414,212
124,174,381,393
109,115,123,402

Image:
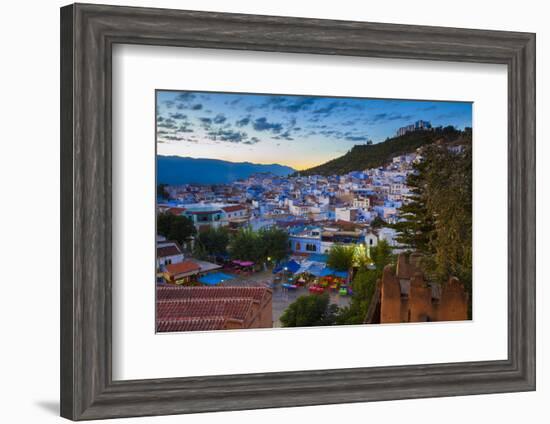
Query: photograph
155,90,473,332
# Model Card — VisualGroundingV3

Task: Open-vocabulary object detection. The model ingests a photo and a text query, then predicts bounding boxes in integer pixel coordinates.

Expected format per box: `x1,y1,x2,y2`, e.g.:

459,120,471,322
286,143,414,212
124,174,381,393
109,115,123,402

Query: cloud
253,117,283,133
213,114,227,124
312,101,346,115
191,104,203,110
175,92,196,102
157,118,178,129
342,120,358,126
421,105,437,111
170,113,187,120
368,112,413,123
226,98,242,106
344,134,370,142
178,125,193,133
236,116,251,127
207,128,254,143
273,130,294,141
318,129,343,139
243,136,261,145
436,112,461,119
264,97,286,107
199,117,212,125
273,97,317,113
161,135,186,141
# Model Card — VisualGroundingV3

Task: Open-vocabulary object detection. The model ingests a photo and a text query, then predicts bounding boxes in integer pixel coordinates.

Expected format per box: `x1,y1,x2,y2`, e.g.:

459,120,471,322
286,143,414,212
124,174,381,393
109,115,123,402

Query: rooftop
156,317,226,332
157,245,182,258
222,205,247,212
157,286,268,302
157,298,253,321
165,260,201,276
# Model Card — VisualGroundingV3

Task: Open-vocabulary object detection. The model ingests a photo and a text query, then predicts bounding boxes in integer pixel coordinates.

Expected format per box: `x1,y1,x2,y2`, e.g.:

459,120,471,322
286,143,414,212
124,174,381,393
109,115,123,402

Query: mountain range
157,156,295,185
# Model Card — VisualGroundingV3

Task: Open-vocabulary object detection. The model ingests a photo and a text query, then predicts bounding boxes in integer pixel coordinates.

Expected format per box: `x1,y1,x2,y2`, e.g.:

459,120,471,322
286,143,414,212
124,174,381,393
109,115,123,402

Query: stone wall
375,253,469,324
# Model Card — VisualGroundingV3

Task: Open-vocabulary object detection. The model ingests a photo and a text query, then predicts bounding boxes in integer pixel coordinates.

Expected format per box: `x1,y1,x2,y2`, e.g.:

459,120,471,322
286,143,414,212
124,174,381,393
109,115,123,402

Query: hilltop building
396,120,433,137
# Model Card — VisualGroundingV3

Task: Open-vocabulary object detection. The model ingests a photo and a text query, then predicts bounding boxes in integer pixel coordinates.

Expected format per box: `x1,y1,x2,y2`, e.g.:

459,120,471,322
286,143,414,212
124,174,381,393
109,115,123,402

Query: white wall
0,0,547,423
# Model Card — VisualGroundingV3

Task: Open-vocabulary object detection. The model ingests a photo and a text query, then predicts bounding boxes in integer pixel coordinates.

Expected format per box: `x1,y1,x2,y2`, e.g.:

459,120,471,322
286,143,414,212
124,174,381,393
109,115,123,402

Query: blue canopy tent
198,272,235,286
272,259,300,274
294,262,327,277
319,268,348,279
306,262,325,277
308,254,328,263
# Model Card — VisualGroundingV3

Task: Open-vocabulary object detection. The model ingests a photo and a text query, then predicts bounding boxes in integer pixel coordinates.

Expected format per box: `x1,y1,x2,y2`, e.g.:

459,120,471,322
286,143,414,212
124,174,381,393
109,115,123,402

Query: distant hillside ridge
299,127,471,176
157,156,295,185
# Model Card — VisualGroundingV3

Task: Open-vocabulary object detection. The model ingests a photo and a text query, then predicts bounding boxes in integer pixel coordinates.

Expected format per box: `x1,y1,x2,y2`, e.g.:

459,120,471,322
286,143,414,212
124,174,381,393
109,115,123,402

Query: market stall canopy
198,272,235,286
273,259,300,274
296,262,325,277
232,260,254,267
320,268,348,279
308,254,328,263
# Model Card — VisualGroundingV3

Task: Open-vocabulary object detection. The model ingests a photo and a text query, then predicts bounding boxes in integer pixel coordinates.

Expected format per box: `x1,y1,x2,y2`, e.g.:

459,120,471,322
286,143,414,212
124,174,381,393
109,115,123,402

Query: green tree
336,269,378,325
369,239,394,272
280,294,338,327
228,227,263,263
327,244,355,271
192,240,209,261
392,158,437,254
259,227,289,262
370,216,386,229
157,213,196,245
352,243,369,269
334,240,395,325
393,142,472,296
157,184,169,199
197,227,230,257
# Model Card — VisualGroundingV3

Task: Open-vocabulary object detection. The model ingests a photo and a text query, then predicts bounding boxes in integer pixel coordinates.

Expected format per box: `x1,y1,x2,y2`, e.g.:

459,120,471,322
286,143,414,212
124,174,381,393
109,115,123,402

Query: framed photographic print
60,3,536,421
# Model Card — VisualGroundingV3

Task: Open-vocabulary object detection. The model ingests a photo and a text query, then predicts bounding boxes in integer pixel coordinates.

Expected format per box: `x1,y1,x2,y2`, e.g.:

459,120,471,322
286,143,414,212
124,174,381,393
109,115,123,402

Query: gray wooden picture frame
60,3,536,421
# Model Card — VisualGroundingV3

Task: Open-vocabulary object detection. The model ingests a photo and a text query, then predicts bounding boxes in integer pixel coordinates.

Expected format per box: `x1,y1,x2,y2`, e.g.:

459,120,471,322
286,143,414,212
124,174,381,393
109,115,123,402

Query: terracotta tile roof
222,205,246,212
157,245,182,258
165,260,201,276
334,220,363,230
157,286,268,302
166,207,186,215
157,298,253,321
187,209,222,215
156,317,226,332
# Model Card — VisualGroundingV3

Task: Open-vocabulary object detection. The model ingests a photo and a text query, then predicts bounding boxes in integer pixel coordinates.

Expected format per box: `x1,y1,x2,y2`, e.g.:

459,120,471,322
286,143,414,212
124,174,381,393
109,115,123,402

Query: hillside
299,127,471,176
157,156,295,185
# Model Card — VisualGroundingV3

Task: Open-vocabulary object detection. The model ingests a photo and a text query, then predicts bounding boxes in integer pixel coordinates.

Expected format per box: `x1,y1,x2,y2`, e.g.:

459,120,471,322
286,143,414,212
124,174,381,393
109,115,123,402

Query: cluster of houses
158,150,422,259
154,151,422,332
156,237,224,285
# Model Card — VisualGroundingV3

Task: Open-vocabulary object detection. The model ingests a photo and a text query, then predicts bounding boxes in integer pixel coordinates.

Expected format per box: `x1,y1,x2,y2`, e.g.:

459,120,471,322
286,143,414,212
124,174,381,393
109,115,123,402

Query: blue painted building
288,226,322,254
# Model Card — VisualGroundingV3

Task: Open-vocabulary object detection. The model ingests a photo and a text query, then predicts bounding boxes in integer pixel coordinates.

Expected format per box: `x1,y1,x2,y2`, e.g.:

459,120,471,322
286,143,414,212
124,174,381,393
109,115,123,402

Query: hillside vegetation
299,126,471,176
